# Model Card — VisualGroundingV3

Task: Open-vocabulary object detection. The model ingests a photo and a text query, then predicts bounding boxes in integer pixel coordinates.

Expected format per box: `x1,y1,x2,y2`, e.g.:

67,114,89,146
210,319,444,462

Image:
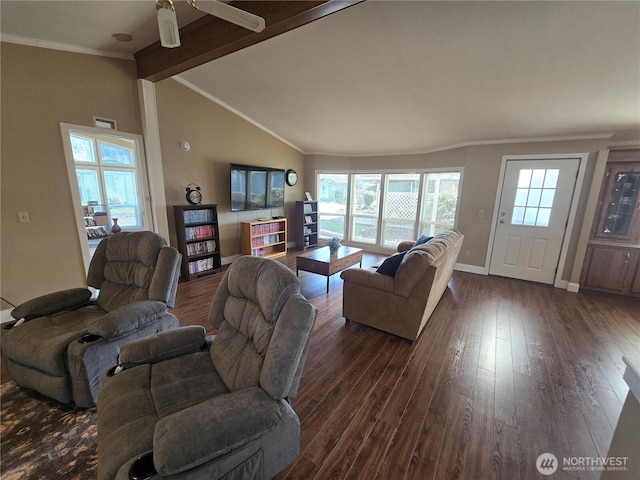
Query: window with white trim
317,169,462,249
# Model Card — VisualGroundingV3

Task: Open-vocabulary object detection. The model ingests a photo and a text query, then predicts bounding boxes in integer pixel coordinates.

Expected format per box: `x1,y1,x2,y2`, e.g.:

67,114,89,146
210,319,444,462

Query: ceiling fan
156,0,266,48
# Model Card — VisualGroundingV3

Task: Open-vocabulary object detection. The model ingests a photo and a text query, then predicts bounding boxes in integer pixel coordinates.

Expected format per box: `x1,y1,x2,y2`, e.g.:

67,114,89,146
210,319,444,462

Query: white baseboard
455,263,487,275
567,282,580,293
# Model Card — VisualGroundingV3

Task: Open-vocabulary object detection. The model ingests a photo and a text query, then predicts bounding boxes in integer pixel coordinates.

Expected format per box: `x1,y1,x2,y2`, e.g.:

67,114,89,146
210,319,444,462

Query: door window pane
511,168,558,227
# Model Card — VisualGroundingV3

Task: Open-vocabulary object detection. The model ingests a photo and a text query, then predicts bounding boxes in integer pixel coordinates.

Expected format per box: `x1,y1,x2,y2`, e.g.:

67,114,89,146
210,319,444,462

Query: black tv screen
230,164,285,212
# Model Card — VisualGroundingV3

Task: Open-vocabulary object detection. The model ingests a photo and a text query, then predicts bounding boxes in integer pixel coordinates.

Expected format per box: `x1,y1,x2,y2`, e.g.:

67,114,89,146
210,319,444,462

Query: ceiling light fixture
156,0,181,48
187,0,265,32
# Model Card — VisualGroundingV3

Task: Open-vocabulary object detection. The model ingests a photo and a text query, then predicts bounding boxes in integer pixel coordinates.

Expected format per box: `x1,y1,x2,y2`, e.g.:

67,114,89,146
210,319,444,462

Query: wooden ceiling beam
135,0,364,82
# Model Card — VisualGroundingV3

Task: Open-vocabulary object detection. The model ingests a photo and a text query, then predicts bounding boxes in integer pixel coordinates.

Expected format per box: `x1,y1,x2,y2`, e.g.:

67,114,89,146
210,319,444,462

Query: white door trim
485,153,589,289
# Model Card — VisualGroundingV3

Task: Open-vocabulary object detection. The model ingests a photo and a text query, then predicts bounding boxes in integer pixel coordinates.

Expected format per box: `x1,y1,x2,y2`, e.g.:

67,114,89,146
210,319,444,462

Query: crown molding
305,133,616,158
1,34,134,60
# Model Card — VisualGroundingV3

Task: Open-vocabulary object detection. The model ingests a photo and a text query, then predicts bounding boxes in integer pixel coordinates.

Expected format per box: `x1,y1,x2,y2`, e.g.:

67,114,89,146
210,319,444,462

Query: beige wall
0,41,623,308
305,137,610,281
154,79,305,259
1,43,142,306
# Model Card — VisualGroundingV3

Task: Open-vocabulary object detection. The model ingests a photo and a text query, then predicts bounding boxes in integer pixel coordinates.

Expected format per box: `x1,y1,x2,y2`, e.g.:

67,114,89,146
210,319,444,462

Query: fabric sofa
340,229,463,342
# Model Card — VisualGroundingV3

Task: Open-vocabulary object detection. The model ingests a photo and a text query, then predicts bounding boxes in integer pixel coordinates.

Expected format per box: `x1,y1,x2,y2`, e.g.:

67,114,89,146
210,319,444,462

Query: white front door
489,158,580,284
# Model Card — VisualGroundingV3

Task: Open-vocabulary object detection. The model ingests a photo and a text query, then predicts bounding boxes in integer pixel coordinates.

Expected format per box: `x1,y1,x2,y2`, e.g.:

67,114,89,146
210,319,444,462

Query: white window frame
317,167,464,253
60,123,153,272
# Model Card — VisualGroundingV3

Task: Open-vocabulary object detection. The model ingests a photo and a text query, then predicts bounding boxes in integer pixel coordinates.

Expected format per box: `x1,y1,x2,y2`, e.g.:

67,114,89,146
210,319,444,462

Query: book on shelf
305,215,313,224
182,208,214,224
186,239,217,256
250,234,281,248
251,221,283,236
303,203,313,213
188,256,216,274
86,226,108,238
185,224,215,240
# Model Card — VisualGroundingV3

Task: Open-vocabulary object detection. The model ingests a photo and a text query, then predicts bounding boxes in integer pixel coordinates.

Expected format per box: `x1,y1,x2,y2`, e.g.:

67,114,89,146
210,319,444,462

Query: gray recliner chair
97,255,317,480
1,231,181,408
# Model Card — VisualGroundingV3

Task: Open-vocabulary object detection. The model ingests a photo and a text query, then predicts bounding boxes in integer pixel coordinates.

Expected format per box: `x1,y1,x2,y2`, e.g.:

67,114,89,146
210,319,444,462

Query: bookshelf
241,218,287,259
173,204,222,281
295,201,318,250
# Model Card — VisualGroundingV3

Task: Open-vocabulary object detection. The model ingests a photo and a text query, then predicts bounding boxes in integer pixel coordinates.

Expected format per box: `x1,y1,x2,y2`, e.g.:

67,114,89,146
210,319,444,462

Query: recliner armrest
118,326,206,365
153,387,282,477
87,300,167,340
11,288,92,320
340,268,394,293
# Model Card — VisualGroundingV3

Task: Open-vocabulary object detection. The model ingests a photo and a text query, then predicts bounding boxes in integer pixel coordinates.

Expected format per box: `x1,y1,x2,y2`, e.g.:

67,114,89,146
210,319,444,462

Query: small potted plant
327,237,341,253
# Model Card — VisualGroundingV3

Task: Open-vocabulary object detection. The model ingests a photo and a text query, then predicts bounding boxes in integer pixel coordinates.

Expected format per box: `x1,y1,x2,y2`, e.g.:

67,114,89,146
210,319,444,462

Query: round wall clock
185,183,202,205
286,169,298,186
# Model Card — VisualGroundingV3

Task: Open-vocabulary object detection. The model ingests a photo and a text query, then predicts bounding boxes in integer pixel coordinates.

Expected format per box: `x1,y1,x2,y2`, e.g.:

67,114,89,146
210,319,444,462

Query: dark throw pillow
412,235,433,249
376,251,407,277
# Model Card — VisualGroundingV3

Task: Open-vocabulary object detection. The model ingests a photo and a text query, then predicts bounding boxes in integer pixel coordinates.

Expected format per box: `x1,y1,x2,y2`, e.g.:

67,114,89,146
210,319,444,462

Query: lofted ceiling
2,1,639,155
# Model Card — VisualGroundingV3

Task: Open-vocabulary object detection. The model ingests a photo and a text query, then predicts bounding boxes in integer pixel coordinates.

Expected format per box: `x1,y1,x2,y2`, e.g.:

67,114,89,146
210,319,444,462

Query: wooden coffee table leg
326,276,330,294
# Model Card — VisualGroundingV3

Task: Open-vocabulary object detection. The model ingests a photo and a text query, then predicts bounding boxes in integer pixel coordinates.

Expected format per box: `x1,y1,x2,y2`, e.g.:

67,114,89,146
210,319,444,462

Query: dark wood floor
3,251,639,479
170,252,640,480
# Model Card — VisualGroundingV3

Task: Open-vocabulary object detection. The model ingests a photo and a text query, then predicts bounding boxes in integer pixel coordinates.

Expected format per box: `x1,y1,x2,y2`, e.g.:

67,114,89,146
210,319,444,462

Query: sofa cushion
411,235,433,249
376,251,407,277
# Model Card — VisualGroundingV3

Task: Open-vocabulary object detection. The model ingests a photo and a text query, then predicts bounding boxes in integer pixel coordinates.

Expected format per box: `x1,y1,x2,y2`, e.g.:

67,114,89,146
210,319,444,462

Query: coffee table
296,246,363,293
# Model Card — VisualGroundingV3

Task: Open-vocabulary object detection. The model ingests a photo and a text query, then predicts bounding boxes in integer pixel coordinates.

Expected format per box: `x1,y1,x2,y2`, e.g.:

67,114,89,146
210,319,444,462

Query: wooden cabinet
241,218,287,259
582,150,640,296
173,204,221,281
581,243,640,295
591,151,640,244
295,201,318,250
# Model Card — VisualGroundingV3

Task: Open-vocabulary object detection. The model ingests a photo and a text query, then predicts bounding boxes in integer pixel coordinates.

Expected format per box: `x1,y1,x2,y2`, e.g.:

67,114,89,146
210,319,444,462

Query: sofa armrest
340,268,394,293
153,387,282,476
118,326,206,365
397,241,414,252
87,300,167,340
11,288,92,320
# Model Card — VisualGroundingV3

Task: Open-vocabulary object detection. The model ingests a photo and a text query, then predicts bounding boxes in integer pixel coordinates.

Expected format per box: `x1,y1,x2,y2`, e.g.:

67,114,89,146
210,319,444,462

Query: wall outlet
478,210,485,218
17,211,30,223
464,250,470,258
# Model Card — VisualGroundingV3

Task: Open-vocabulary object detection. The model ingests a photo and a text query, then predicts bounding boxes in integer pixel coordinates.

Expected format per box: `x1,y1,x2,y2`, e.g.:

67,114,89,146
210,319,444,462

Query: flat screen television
230,163,285,212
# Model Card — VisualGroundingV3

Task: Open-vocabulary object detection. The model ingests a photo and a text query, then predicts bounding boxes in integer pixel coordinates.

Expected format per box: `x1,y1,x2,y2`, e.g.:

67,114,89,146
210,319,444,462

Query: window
419,171,461,236
317,169,462,250
72,132,144,229
381,173,420,248
318,173,348,239
351,174,382,245
511,168,558,227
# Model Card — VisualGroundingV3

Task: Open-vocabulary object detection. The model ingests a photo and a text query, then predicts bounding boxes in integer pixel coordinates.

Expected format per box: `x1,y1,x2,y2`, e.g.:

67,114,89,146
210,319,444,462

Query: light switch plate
17,211,30,223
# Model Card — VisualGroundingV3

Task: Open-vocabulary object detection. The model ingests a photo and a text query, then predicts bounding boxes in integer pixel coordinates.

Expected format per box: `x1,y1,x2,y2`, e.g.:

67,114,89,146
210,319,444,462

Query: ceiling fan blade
157,0,181,48
188,0,265,32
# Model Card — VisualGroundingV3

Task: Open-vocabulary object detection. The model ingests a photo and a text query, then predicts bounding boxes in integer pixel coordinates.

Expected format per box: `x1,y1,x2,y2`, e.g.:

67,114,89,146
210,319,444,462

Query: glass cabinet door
593,161,640,244
602,171,639,235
